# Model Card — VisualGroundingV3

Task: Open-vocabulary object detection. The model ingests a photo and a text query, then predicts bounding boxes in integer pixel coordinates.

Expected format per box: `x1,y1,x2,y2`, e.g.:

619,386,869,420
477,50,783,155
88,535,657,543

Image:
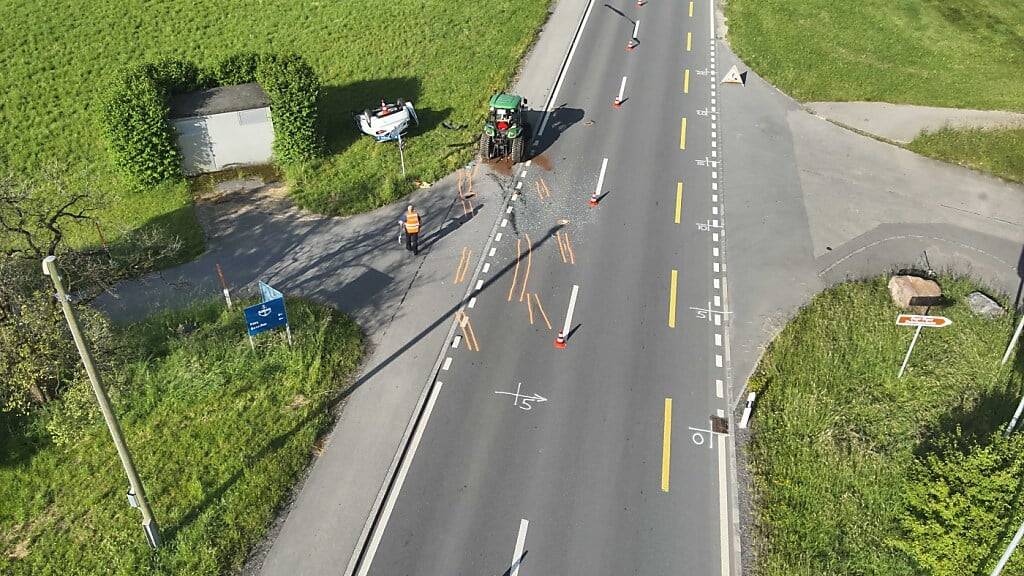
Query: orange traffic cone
626,37,639,51
637,0,645,6
554,330,567,349
612,97,622,108
588,191,600,207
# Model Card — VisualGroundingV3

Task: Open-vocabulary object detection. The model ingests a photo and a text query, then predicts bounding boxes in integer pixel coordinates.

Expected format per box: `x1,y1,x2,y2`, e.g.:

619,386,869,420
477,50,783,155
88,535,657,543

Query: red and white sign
896,314,952,328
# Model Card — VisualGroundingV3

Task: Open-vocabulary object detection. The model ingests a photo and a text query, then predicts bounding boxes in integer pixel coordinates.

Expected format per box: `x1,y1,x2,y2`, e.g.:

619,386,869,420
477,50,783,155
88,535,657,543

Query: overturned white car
355,99,419,142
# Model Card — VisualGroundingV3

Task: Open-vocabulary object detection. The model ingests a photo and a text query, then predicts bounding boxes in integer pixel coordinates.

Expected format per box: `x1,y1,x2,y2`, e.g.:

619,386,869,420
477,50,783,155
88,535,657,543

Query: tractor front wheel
511,136,525,164
478,133,492,161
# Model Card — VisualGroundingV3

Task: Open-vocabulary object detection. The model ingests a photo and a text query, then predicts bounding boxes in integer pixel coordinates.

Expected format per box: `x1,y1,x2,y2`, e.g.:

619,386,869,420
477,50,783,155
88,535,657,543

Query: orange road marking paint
454,247,471,283
519,233,532,302
555,230,568,263
534,293,553,330
526,295,535,325
563,231,576,265
457,310,480,351
508,238,522,301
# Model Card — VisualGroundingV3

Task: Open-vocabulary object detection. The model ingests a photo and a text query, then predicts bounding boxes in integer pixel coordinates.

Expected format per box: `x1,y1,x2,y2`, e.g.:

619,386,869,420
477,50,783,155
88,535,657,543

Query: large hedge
100,53,322,185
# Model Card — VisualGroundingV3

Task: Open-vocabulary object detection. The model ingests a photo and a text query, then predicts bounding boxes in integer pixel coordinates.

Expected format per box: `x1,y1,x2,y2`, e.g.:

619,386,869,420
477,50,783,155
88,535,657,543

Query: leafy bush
99,65,182,185
255,54,323,164
212,51,261,87
894,429,1024,575
100,53,322,184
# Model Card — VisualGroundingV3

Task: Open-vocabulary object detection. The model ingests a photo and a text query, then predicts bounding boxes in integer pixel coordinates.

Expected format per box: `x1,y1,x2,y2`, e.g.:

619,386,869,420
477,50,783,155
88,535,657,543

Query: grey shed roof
168,82,270,119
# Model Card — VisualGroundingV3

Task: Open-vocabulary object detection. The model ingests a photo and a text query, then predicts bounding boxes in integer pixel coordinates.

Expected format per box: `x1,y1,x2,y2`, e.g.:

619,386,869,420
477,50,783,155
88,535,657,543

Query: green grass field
725,0,1024,183
0,299,363,575
748,276,1024,575
908,127,1024,184
725,0,1024,110
0,0,551,255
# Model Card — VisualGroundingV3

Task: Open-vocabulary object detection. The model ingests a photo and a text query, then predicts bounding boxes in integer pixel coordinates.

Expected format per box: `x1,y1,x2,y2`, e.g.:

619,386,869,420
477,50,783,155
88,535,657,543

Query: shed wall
172,107,274,175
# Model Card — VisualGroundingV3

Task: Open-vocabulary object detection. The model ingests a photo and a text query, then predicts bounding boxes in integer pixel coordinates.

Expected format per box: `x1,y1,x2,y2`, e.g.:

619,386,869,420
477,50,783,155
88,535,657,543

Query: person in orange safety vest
400,205,421,255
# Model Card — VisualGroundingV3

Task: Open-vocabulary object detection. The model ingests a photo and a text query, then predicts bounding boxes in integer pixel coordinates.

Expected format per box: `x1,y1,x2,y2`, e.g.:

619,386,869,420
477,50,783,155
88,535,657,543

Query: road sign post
895,314,952,378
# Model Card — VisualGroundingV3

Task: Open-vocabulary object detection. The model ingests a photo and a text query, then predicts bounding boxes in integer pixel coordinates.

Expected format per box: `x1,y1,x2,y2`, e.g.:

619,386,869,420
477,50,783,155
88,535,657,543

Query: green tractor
479,93,529,163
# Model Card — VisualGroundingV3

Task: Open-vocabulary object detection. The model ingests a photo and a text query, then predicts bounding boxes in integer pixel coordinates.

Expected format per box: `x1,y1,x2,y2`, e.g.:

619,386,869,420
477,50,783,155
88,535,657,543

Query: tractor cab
480,93,529,163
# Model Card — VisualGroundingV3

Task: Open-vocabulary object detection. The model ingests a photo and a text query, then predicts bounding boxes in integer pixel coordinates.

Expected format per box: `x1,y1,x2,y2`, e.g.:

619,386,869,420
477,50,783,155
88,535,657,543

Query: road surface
353,1,737,574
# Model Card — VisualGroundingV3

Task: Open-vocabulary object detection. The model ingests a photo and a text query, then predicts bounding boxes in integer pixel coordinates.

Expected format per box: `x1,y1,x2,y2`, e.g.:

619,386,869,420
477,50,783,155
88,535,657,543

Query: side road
717,41,1024,396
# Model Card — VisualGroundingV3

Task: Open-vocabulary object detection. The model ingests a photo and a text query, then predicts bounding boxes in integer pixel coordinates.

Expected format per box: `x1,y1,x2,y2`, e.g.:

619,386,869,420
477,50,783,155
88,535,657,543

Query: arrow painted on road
495,383,548,411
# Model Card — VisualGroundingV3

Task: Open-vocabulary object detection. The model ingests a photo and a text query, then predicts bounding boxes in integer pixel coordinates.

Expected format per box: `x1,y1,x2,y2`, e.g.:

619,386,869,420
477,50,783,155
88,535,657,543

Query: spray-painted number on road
495,382,548,411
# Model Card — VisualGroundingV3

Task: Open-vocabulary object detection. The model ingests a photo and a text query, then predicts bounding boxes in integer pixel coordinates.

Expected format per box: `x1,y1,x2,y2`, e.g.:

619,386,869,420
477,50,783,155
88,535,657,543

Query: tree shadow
914,383,1021,458
163,226,563,544
0,411,45,469
528,106,585,157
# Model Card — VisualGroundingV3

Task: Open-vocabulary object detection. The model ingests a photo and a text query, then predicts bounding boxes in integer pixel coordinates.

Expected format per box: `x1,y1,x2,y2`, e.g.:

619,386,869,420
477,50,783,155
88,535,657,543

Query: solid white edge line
510,518,529,576
719,438,730,576
538,0,597,136
356,382,444,576
347,111,524,576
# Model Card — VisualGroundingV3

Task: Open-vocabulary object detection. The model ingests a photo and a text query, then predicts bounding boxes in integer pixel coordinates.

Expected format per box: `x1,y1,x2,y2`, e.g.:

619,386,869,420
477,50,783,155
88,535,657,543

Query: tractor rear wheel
511,135,525,164
478,133,492,160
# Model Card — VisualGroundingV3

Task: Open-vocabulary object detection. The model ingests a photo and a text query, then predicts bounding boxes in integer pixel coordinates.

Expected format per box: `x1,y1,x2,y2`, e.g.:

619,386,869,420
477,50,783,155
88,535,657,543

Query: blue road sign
244,297,288,336
259,281,284,303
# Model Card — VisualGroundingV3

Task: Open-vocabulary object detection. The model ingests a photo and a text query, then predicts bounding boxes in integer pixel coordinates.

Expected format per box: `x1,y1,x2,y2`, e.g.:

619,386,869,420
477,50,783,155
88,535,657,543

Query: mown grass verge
908,127,1024,185
0,0,552,259
0,298,363,575
748,276,1024,575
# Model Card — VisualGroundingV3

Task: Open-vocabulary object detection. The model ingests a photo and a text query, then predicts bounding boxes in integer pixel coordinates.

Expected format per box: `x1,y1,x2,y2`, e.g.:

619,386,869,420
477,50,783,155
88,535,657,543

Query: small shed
169,83,275,175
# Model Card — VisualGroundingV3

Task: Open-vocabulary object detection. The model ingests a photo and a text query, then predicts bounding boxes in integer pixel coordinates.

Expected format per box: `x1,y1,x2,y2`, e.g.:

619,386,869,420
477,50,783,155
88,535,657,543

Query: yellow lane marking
675,182,683,224
686,32,692,51
689,1,694,17
684,68,690,94
679,117,687,150
662,398,672,492
669,269,679,328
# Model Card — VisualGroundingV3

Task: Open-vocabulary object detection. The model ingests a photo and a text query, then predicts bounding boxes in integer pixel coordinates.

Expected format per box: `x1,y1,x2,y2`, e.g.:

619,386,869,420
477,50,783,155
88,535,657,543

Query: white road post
561,285,580,341
1002,315,1024,365
898,325,923,378
991,517,1024,576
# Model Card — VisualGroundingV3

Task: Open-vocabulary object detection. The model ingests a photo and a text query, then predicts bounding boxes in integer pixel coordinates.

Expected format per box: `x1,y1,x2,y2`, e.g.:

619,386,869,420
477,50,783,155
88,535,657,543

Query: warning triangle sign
721,65,745,85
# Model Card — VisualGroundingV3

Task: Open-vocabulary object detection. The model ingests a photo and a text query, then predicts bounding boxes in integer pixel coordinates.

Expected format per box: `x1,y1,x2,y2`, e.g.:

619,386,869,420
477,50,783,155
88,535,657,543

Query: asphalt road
353,1,735,574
